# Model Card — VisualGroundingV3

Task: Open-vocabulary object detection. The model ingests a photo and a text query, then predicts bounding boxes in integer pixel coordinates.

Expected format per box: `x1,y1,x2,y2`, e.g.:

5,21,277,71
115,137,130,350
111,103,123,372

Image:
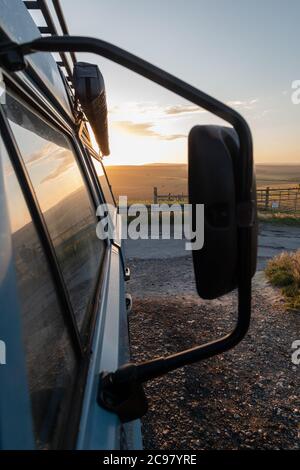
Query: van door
0,88,141,449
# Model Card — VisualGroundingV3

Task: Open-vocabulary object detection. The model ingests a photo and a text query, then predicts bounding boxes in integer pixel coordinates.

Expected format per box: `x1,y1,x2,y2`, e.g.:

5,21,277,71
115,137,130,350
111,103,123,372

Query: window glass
1,141,77,449
91,155,115,206
3,93,106,335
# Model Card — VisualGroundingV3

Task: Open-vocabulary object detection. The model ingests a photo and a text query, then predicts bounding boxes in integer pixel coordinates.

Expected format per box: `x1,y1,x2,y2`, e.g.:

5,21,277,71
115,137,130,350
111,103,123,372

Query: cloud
113,120,186,140
110,98,259,124
164,104,203,115
227,98,258,109
26,143,66,165
163,133,187,141
166,99,259,114
21,142,75,184
109,101,158,114
253,108,274,120
114,120,160,137
110,102,204,119
40,149,74,183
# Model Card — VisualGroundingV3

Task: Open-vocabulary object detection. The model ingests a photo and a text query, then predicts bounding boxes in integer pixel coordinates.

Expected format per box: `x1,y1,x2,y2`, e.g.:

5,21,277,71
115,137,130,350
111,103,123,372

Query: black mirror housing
189,125,257,299
73,61,110,155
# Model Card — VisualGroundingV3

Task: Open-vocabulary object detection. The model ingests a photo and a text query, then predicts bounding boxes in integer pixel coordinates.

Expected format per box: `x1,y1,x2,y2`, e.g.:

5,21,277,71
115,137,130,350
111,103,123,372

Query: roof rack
23,0,95,149
23,0,77,85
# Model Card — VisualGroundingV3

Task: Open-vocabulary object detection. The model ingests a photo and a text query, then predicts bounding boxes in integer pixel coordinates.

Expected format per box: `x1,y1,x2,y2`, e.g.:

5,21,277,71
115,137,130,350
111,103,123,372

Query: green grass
265,250,300,310
258,211,300,226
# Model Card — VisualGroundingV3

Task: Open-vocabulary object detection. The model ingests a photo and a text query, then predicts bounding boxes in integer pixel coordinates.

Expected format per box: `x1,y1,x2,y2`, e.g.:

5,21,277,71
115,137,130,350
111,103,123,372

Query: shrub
265,250,300,310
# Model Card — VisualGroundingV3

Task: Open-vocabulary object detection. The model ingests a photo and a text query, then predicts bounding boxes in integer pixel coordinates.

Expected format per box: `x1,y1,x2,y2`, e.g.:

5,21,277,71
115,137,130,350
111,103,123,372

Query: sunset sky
54,1,300,165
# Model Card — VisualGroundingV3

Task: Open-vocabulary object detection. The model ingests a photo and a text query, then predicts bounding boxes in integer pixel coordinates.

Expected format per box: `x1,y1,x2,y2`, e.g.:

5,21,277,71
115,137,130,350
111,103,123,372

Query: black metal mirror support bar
0,36,254,420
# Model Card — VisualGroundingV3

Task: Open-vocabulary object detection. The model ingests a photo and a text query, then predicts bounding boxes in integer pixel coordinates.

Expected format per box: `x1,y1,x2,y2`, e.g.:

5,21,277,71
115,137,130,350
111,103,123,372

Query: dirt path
126,223,300,449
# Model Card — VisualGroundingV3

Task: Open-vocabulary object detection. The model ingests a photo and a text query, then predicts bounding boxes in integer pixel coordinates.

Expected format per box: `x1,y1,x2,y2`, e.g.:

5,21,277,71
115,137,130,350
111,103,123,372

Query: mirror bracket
0,41,27,71
98,368,148,423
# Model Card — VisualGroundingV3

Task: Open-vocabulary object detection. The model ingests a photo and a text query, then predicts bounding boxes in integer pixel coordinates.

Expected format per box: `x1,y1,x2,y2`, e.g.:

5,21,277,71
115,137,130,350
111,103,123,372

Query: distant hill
105,163,300,202
255,164,300,186
105,164,188,202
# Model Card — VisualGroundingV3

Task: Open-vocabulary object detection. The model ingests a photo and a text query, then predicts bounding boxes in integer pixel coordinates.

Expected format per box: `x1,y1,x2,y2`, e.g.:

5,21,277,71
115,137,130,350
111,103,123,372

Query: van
0,0,257,450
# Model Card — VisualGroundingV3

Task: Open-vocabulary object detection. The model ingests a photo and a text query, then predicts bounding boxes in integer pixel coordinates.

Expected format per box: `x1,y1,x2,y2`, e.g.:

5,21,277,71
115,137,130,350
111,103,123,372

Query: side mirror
189,125,258,299
73,62,110,156
2,34,258,424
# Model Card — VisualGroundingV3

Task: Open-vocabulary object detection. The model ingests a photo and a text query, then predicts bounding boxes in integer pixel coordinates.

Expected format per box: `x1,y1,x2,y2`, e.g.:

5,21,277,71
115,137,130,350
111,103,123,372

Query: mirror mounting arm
0,36,254,423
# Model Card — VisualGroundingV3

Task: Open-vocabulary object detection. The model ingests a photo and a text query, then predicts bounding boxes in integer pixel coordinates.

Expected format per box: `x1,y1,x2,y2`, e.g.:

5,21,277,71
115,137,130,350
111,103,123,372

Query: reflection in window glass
1,142,77,449
4,93,106,335
91,156,115,206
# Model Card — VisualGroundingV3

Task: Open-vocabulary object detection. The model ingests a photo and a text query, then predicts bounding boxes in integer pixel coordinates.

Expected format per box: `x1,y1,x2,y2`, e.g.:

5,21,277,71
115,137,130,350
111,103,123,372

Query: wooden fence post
279,190,282,210
265,186,270,210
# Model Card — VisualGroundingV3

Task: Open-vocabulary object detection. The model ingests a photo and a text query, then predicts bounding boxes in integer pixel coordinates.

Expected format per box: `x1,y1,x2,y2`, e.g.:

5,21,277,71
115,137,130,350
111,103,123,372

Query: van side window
90,155,115,206
1,142,77,449
4,93,106,337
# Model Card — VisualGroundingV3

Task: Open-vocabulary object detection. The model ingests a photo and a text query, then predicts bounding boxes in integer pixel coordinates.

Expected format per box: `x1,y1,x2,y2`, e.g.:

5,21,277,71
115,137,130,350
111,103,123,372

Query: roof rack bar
39,0,74,79
24,1,40,9
39,0,59,35
23,0,82,119
52,0,77,65
24,0,74,80
38,26,51,34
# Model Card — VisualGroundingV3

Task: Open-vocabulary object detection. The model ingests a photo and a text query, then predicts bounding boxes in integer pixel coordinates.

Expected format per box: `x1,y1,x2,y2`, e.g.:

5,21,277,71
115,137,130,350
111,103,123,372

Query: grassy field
105,163,300,203
105,163,187,202
258,211,300,225
106,162,300,226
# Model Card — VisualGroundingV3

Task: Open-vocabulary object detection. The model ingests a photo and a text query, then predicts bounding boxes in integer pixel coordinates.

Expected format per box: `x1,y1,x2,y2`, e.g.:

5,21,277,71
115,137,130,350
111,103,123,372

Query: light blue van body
0,0,142,450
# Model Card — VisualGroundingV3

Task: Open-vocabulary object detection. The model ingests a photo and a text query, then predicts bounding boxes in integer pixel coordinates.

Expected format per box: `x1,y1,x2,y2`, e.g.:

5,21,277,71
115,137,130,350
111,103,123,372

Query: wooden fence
153,185,300,213
256,186,300,212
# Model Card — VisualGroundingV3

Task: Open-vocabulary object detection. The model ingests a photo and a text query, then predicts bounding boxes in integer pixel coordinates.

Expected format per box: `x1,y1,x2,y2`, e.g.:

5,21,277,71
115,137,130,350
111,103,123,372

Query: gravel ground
127,252,300,449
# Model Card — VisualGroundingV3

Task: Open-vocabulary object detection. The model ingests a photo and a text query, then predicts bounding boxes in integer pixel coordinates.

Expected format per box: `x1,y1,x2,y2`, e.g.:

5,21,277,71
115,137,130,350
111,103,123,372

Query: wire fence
256,186,300,212
153,185,300,213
